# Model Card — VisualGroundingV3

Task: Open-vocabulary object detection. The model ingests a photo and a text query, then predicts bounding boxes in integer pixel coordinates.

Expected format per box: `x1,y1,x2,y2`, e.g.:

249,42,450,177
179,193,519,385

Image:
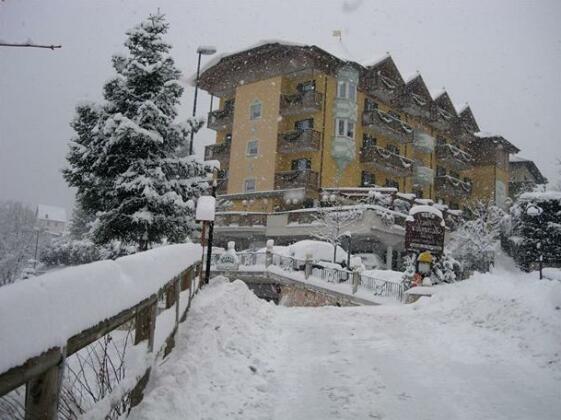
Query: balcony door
291,158,311,171
295,118,314,132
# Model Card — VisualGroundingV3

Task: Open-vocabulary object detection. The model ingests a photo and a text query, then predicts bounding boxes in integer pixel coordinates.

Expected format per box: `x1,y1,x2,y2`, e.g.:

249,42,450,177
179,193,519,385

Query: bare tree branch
0,42,61,50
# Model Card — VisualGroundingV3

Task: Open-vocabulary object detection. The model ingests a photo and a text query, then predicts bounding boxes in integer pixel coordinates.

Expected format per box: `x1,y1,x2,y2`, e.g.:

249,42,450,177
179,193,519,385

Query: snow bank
412,270,561,371
0,244,201,374
129,277,277,419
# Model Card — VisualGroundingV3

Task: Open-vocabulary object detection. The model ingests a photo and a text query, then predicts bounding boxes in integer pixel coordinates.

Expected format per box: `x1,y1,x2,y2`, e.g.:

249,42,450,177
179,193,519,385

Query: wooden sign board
405,211,445,255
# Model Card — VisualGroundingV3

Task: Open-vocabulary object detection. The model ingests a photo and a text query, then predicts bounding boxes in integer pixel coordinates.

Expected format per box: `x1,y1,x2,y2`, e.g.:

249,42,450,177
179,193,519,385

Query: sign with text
405,211,445,255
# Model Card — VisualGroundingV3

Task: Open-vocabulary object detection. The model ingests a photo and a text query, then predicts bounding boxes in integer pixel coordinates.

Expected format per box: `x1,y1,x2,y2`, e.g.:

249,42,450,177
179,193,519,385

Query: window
295,118,314,131
336,118,355,138
250,100,262,120
361,171,375,186
385,179,400,190
291,158,311,171
436,166,447,177
337,81,357,100
225,133,232,143
363,134,377,147
246,140,258,156
386,144,400,155
337,81,347,98
365,98,378,111
349,82,356,101
244,178,256,193
297,80,316,92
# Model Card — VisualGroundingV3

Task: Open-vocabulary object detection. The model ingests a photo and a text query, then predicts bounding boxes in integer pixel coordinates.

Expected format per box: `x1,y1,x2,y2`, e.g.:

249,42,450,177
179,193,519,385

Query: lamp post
189,46,217,156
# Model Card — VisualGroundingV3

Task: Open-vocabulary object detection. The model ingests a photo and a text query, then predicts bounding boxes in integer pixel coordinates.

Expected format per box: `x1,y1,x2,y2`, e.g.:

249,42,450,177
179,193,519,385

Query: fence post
352,271,360,295
265,239,274,268
175,276,181,324
135,298,157,353
304,253,312,279
24,348,65,420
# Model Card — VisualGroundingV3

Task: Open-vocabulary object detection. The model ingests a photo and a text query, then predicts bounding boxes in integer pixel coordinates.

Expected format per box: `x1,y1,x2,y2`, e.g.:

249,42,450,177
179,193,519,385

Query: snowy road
130,272,561,420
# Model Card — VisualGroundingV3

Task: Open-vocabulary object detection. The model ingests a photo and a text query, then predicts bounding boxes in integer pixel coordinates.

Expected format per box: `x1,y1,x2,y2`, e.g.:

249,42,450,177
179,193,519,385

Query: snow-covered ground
129,269,561,420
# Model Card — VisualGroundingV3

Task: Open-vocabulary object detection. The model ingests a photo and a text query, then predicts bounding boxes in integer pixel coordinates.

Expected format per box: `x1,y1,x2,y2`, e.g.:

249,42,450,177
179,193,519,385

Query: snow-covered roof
455,102,469,114
519,191,561,202
36,204,67,222
509,155,529,163
409,205,443,219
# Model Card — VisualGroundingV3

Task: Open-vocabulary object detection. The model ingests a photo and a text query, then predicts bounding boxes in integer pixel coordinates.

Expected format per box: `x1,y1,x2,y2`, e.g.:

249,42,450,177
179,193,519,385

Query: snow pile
129,277,277,420
0,244,201,374
264,240,349,264
542,268,561,282
412,270,561,371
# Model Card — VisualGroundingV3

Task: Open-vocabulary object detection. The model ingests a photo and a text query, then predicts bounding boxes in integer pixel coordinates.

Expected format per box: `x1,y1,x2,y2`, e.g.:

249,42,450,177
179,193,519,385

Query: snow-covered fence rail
360,273,404,301
311,266,351,283
0,244,203,420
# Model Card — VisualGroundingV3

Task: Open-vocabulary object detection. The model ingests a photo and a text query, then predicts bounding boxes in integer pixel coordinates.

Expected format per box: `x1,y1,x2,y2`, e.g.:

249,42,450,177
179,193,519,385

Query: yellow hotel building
198,42,519,214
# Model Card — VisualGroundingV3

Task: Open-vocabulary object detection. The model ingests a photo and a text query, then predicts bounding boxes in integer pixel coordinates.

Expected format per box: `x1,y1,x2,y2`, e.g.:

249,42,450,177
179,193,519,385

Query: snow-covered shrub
41,237,101,267
432,253,460,283
448,201,506,273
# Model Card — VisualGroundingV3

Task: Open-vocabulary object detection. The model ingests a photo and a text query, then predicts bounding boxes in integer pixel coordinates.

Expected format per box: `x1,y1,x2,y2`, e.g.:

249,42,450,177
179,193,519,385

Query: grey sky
1,0,560,213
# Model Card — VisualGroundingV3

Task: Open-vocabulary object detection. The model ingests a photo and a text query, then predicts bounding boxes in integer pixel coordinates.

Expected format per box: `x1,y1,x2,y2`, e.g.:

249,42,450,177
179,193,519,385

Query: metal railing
280,91,323,116
274,170,319,190
360,145,414,177
277,129,321,153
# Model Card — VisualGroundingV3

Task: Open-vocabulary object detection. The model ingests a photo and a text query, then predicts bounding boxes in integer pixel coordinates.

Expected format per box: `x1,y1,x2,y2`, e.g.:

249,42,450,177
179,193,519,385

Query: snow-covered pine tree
64,13,210,250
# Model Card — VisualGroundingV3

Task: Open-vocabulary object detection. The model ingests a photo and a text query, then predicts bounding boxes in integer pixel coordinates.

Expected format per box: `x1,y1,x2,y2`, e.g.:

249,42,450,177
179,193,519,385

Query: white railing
211,249,405,302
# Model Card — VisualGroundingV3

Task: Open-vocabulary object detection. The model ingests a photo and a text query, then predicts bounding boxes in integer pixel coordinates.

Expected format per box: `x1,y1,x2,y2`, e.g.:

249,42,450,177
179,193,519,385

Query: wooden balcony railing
360,145,414,177
274,170,319,191
204,140,231,162
279,91,323,116
207,105,234,131
362,109,414,144
277,129,321,153
434,175,472,199
435,143,472,171
215,212,268,227
364,73,401,103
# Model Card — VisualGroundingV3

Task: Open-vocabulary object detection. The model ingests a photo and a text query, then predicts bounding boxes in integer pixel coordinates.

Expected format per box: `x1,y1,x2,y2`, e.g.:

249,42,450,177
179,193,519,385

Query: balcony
360,145,414,177
364,73,400,103
362,109,414,144
413,165,434,187
274,170,319,191
204,140,231,163
277,129,321,154
428,107,455,131
435,143,473,171
400,94,432,119
434,175,472,199
207,105,234,131
215,212,267,227
279,91,323,116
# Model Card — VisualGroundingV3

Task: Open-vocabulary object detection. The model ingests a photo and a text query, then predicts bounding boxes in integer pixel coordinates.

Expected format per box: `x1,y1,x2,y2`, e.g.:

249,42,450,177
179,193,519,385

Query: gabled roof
404,73,433,103
433,91,457,116
365,55,404,85
36,204,67,223
473,132,520,154
458,105,480,132
509,158,548,184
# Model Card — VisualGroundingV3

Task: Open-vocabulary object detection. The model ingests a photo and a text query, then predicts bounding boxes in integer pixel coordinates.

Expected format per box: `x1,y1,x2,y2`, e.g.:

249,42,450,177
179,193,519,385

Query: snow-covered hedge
0,243,201,375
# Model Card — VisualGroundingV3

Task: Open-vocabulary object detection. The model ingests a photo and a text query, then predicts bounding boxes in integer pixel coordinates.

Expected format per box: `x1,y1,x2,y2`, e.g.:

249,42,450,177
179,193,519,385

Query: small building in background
36,204,67,235
509,157,548,199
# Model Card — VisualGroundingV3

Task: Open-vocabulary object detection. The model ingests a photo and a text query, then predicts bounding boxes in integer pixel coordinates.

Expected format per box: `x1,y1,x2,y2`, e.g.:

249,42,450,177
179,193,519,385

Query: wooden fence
0,260,202,420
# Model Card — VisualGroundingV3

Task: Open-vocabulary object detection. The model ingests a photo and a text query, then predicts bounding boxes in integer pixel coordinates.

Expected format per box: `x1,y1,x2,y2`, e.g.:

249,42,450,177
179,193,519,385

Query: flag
332,30,342,40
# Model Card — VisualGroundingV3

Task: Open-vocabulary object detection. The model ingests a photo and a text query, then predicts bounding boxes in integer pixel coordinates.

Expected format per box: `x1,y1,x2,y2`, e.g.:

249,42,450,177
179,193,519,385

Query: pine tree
64,13,210,250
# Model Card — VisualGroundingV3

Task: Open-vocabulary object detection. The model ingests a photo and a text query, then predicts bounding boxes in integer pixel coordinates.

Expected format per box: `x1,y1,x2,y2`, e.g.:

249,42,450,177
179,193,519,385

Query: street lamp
189,46,217,156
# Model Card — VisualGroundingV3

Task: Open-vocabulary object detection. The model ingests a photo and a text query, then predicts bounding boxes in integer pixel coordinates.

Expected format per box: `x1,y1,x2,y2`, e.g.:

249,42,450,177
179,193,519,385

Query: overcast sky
1,0,560,213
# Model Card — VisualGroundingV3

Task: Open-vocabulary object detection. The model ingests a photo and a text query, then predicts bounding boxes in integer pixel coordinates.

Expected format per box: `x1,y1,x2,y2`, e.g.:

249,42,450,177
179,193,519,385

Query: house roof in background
36,204,67,222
